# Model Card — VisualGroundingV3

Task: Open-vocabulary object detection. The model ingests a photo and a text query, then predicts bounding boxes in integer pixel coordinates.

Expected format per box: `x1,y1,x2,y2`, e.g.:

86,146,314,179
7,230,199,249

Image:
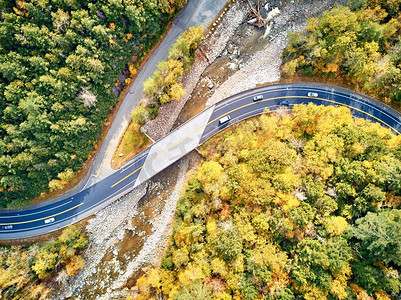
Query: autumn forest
1,0,401,299
136,104,401,299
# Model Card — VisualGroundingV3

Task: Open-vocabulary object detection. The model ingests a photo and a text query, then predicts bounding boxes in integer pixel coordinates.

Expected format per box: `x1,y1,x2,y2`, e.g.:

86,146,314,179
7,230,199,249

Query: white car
253,95,263,101
3,225,13,230
308,92,319,97
44,217,55,224
219,115,231,125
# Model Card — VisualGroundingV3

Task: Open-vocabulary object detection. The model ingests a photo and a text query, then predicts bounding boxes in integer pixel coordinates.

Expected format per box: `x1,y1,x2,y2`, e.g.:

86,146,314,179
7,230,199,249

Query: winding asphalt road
1,83,400,240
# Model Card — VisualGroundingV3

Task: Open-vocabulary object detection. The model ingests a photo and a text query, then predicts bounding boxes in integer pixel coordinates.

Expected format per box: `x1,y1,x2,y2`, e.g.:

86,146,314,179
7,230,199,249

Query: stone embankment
142,1,248,141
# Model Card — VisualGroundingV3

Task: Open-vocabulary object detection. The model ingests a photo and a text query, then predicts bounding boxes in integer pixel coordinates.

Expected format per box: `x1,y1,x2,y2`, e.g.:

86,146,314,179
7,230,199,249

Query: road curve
1,83,400,240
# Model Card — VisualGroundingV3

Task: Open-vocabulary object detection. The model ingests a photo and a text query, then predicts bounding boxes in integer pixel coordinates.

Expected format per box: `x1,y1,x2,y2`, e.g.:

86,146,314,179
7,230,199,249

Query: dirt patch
124,268,147,289
111,122,152,169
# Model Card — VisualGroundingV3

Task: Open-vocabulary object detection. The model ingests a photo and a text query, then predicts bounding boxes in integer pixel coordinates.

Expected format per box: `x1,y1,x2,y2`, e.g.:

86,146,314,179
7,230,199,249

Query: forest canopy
0,0,187,208
0,224,88,299
282,0,401,103
135,104,401,299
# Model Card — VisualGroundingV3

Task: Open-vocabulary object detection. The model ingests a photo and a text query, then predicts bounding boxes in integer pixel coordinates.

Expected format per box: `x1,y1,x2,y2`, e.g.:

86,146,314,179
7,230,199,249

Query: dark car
279,100,290,106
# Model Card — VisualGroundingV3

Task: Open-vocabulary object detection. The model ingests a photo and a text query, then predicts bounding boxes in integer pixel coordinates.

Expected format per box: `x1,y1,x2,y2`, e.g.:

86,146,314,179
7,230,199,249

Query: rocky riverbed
59,0,346,298
176,0,346,123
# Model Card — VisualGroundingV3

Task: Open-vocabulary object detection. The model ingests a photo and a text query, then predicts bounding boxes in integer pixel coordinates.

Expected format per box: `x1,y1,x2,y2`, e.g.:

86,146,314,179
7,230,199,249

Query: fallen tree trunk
245,0,267,27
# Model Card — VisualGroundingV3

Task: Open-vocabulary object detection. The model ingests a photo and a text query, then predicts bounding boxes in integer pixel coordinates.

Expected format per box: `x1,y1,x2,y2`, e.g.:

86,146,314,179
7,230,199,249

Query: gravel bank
108,158,189,294
206,0,344,107
142,1,248,141
58,184,147,299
